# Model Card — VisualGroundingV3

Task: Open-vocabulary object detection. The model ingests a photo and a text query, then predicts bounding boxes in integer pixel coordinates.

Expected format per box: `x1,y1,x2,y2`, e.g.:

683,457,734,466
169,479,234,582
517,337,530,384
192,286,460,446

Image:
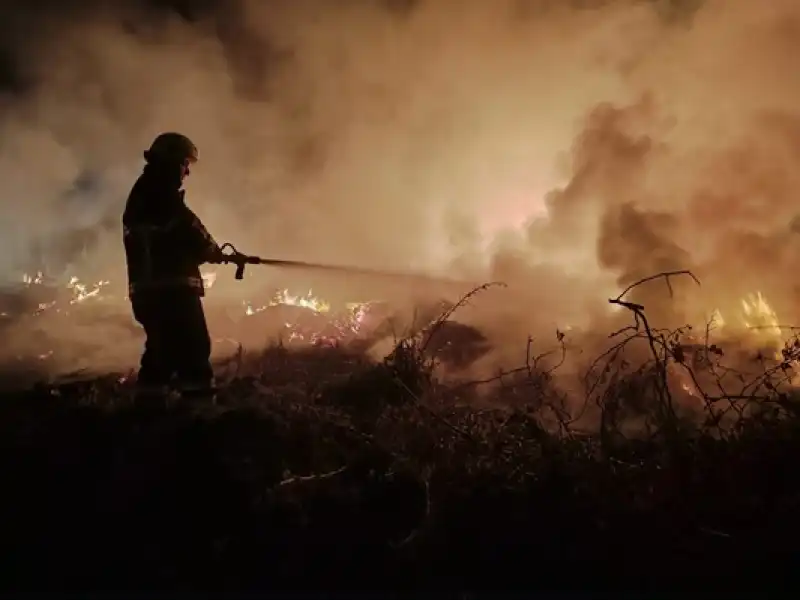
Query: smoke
0,0,799,376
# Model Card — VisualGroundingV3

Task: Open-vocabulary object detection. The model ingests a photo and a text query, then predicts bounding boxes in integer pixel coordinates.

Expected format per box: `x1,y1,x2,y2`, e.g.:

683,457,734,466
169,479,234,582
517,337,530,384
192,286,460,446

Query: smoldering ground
0,0,799,400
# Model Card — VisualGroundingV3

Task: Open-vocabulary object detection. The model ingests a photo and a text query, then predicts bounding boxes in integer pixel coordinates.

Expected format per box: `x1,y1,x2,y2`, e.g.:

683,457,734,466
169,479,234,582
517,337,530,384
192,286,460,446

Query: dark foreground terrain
1,342,799,594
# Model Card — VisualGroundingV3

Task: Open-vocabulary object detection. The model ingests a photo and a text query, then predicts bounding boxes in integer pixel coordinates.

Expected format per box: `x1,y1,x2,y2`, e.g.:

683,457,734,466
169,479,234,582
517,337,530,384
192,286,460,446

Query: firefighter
123,132,224,403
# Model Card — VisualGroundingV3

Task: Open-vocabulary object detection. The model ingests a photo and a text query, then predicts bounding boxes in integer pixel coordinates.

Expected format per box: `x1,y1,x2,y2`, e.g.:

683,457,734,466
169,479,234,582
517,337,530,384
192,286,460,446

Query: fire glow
11,270,799,387
16,271,791,341
14,269,376,346
673,291,797,398
712,291,784,352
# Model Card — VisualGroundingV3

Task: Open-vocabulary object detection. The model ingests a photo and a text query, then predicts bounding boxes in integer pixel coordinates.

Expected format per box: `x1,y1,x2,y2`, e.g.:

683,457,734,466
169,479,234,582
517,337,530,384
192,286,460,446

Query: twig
421,282,505,353
602,270,701,437
612,269,700,303
276,465,349,487
392,376,479,445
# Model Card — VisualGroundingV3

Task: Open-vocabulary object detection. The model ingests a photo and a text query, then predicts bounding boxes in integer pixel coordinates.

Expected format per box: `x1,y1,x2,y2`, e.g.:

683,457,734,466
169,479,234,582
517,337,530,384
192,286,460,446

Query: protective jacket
122,165,219,297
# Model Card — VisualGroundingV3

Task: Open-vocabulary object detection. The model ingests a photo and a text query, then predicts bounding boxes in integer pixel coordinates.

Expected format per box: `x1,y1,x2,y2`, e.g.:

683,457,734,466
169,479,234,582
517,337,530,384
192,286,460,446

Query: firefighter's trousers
130,288,215,395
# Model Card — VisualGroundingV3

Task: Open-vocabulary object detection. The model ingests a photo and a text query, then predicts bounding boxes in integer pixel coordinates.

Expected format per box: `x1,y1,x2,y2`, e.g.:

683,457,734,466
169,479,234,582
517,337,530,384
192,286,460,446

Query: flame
18,270,375,341
22,271,44,285
668,291,795,399
740,292,782,338
272,289,331,313
244,289,332,316
710,290,785,359
67,276,110,304
709,308,725,328
16,272,789,351
20,272,112,315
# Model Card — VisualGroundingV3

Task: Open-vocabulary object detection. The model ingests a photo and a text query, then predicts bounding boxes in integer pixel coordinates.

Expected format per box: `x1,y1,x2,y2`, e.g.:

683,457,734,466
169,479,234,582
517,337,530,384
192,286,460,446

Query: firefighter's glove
206,247,227,264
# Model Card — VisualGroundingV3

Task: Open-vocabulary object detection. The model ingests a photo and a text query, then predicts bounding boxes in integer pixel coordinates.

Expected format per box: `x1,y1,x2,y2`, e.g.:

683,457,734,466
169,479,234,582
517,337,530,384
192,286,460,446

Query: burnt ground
0,341,799,595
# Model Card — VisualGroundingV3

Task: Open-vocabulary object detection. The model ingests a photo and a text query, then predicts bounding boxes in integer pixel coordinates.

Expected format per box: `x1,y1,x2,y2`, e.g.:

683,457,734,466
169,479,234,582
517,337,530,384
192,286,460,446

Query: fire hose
213,242,473,287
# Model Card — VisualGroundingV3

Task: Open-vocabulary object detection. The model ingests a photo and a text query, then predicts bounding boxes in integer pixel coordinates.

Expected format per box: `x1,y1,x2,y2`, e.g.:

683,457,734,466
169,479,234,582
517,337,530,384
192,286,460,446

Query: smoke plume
0,0,799,376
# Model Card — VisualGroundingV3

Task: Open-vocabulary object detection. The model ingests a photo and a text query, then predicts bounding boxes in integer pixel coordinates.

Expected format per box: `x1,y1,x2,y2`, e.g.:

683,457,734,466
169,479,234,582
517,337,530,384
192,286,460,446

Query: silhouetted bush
2,274,800,593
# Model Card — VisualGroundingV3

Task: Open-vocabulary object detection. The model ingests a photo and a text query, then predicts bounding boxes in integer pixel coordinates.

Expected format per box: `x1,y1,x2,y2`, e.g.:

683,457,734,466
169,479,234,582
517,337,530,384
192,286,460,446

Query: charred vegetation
1,272,800,592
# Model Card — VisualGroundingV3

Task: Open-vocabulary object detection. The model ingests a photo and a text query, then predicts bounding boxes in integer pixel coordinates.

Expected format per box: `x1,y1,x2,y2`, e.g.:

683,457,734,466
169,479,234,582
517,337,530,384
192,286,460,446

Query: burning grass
2,271,800,592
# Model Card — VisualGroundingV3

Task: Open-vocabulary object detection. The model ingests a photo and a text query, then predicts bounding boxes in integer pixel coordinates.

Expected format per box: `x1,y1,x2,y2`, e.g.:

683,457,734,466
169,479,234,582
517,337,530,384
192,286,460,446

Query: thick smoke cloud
0,0,799,375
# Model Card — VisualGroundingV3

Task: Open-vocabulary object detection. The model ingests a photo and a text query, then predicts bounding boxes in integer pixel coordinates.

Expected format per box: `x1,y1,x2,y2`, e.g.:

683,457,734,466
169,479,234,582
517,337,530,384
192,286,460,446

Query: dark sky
0,0,277,94
0,0,703,94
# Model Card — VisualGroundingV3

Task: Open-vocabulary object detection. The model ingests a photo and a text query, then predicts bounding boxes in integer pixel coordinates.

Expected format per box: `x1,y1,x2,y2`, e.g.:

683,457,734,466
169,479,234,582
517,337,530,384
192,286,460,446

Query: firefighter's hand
205,246,227,264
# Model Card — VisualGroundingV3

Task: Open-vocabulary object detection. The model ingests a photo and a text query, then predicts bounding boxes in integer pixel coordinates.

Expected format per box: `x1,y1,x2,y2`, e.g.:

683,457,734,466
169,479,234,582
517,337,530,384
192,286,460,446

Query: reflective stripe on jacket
127,276,205,297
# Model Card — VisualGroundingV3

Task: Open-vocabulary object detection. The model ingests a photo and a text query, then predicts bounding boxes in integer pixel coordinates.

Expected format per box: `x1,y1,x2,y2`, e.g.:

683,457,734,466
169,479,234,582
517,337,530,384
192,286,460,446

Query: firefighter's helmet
144,132,198,165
